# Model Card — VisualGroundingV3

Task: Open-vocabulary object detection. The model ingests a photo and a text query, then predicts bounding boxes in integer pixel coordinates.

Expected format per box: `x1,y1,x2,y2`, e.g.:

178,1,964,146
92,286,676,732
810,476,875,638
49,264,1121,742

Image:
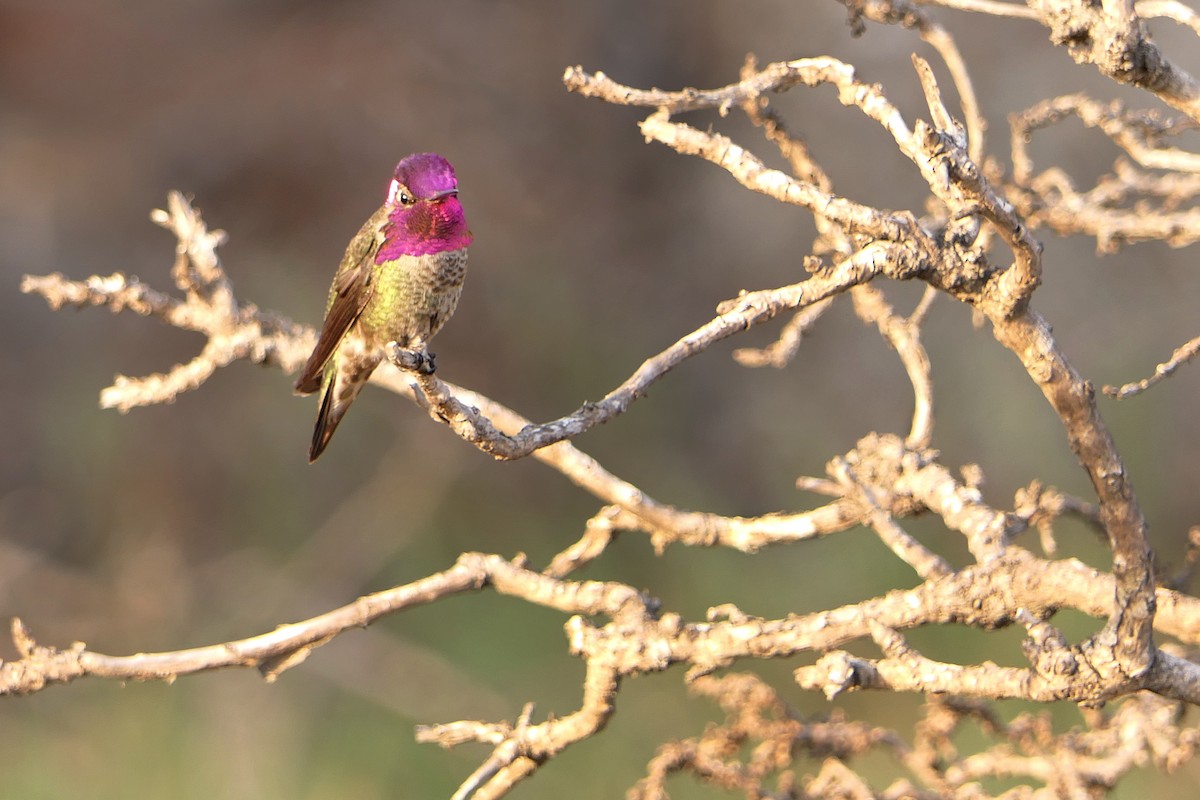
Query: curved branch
391,242,894,460
1103,332,1200,398
0,553,648,695
990,310,1156,679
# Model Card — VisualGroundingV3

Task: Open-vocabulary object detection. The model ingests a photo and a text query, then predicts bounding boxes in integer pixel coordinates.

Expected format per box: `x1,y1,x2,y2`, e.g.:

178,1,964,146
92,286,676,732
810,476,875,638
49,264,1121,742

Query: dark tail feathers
308,382,341,462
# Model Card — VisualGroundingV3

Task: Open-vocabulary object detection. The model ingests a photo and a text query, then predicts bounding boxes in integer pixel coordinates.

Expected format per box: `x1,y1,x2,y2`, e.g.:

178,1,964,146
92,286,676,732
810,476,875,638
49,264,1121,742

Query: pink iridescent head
378,152,473,260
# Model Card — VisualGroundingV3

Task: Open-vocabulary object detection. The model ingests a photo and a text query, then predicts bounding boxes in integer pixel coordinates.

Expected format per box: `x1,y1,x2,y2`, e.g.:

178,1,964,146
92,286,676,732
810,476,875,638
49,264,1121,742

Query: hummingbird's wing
293,208,387,394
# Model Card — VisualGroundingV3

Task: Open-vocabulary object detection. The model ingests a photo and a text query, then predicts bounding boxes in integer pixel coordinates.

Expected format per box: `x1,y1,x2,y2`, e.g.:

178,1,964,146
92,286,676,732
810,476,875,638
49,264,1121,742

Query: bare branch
851,0,988,163
919,0,1200,120
851,284,936,448
391,241,894,460
915,0,1040,18
0,553,648,695
1139,0,1200,34
1103,332,1200,398
731,295,834,368
987,310,1156,676
20,193,308,412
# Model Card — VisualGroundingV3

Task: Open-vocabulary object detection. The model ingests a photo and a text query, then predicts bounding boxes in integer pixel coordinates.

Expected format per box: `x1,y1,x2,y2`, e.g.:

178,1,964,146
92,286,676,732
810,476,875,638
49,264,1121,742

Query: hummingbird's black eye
399,190,414,205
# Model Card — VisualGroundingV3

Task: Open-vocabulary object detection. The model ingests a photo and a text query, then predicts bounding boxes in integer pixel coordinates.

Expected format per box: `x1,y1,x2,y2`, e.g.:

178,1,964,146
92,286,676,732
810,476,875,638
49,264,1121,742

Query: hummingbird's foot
418,351,437,374
387,343,437,375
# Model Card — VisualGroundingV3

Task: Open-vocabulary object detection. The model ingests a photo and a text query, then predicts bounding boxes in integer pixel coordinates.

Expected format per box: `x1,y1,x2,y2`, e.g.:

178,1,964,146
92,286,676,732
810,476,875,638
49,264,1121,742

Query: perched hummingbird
294,153,473,462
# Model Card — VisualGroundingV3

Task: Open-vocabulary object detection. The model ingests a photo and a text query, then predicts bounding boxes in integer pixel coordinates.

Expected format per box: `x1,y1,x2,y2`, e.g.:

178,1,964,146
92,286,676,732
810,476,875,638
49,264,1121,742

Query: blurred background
2,1,1198,797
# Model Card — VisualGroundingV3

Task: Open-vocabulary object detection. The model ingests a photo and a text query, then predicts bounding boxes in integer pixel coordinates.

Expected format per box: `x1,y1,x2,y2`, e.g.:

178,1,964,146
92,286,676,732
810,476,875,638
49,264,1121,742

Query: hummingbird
294,152,473,462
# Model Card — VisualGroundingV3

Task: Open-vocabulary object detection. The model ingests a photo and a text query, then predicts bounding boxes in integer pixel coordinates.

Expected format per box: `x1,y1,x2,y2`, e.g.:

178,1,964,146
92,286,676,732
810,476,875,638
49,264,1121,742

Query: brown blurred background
2,1,1198,797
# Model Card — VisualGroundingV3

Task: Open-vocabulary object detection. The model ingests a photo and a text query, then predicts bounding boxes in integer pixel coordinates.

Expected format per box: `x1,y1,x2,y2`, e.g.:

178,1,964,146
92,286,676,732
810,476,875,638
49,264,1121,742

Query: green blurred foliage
2,1,1199,797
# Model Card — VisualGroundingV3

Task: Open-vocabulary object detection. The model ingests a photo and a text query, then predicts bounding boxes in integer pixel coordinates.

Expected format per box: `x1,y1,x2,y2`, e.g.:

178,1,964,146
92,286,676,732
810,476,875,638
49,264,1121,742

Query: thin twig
1103,333,1200,398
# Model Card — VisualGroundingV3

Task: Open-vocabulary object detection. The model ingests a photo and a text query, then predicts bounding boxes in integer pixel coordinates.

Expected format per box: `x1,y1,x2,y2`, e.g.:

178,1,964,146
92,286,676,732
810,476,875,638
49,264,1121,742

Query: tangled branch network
16,1,1200,797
